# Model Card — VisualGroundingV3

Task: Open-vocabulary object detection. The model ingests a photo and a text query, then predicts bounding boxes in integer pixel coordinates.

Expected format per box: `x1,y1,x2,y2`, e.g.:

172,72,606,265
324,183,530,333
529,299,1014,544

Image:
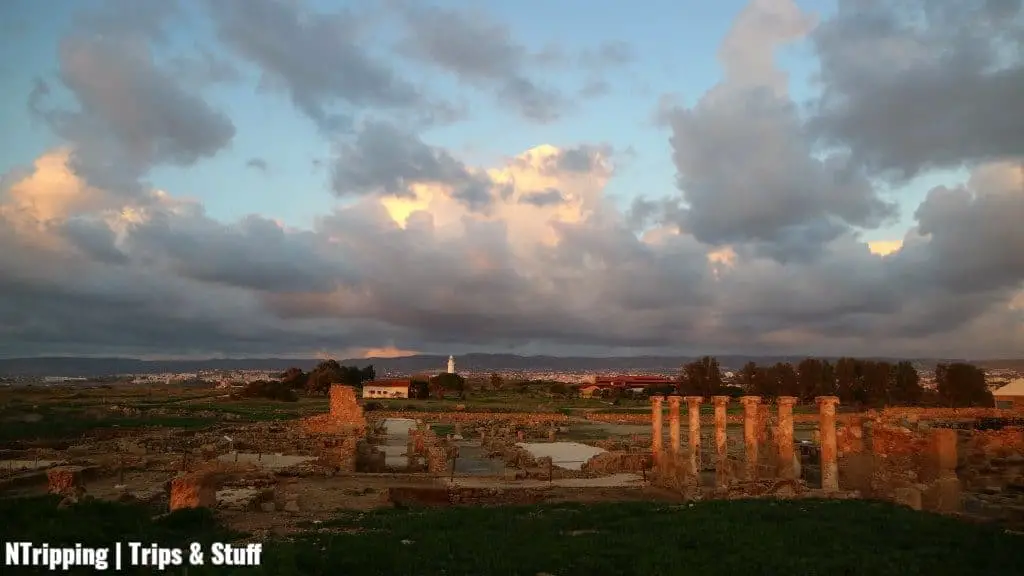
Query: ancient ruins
5,383,1024,534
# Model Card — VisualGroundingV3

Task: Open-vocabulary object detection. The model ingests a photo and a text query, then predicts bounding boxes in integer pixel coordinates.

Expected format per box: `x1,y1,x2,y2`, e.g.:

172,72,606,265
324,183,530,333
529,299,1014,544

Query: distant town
2,355,1021,393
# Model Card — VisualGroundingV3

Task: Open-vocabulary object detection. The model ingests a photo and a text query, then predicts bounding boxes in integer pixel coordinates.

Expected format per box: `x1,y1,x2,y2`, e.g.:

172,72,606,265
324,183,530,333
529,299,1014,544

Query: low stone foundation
386,486,551,507
169,472,217,511
47,466,84,495
582,451,651,475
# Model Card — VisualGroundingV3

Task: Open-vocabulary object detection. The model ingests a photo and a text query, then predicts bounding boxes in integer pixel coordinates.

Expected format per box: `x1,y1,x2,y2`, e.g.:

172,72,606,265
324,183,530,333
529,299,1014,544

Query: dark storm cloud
809,0,1024,180
331,121,501,211
55,218,129,265
2,0,1023,359
123,211,348,294
667,85,896,258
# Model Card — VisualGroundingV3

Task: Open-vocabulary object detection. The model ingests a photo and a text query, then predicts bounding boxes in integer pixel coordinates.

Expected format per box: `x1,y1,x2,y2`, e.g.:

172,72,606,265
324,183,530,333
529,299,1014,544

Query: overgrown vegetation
2,496,1021,575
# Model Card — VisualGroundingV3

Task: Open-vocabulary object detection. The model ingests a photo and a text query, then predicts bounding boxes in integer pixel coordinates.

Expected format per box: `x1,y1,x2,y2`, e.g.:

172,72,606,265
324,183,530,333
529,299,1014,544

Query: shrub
240,381,298,402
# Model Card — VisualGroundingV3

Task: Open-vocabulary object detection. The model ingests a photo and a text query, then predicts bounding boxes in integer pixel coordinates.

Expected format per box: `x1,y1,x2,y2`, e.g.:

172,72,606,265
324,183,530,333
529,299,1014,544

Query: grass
0,388,332,444
2,496,1022,575
0,407,218,444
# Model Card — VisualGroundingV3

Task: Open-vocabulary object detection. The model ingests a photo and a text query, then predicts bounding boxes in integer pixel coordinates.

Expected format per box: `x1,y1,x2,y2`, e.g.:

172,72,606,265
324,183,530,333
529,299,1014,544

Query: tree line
241,360,469,401
671,356,993,408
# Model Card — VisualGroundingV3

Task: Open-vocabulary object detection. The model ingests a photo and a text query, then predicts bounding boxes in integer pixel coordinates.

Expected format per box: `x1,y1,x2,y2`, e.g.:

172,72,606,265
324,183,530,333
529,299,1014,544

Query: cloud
809,0,1024,180
3,0,1023,359
30,3,235,196
392,3,564,122
246,158,269,172
331,121,507,212
206,0,423,133
663,0,896,262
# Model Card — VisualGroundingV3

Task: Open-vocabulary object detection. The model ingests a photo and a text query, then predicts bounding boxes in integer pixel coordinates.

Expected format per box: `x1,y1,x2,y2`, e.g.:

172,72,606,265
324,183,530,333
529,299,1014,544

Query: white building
447,355,456,374
362,379,412,399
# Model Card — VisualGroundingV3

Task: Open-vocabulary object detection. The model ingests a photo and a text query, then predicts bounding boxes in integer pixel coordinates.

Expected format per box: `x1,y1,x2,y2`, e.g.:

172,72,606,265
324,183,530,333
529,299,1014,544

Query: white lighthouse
447,355,456,374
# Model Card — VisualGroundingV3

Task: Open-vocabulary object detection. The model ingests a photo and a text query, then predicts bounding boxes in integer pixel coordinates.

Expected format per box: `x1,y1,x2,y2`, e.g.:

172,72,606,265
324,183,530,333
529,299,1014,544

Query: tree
306,360,343,395
549,383,569,396
891,361,923,405
410,379,430,399
860,361,892,407
797,358,823,401
430,373,466,399
751,366,777,397
279,367,308,390
738,362,758,393
679,356,724,397
490,372,504,389
936,362,992,407
305,360,375,395
834,357,861,404
770,362,799,397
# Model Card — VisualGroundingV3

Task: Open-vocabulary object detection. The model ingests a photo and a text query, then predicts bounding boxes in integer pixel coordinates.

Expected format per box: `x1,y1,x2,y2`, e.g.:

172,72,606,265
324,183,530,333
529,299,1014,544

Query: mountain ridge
0,353,1011,377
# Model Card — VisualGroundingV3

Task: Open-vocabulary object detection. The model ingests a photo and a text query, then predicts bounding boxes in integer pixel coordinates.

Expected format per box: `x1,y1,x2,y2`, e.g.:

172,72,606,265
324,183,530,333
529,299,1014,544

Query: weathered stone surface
776,397,797,480
817,396,840,491
169,473,217,511
47,466,84,495
651,396,664,464
685,396,703,480
893,486,923,510
582,451,651,475
713,396,730,488
922,476,962,513
740,396,761,481
667,396,681,457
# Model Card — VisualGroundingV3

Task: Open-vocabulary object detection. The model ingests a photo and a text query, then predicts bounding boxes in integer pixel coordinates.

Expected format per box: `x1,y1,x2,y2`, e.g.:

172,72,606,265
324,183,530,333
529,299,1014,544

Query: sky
0,0,1021,360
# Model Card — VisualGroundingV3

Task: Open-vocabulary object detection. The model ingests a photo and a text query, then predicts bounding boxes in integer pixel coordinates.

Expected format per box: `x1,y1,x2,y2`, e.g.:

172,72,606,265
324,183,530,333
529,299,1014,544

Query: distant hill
0,353,1003,378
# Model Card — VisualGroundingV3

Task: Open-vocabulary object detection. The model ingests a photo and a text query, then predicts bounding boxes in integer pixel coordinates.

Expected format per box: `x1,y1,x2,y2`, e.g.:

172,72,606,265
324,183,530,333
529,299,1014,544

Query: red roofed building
362,379,413,399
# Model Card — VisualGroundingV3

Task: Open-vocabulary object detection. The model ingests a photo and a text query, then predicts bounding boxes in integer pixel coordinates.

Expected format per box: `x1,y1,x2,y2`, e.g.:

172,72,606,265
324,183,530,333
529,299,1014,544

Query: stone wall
959,428,1024,525
386,486,551,507
317,436,359,472
582,451,651,475
374,411,569,426
329,385,366,431
836,421,865,456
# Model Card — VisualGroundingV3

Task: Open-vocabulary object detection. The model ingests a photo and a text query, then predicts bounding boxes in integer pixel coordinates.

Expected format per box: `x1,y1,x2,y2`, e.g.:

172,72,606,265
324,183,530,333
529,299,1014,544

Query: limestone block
169,473,217,511
47,466,84,495
893,486,923,511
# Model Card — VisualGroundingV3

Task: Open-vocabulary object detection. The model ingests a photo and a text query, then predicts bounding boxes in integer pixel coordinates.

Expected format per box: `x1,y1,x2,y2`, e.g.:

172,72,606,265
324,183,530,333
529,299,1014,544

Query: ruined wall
329,385,367,430
836,421,865,456
300,385,366,442
375,411,569,426
386,486,550,507
581,451,651,475
317,436,359,472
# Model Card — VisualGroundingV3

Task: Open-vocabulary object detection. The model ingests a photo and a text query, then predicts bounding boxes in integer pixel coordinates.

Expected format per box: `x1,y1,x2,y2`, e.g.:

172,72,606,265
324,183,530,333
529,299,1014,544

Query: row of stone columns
652,394,841,490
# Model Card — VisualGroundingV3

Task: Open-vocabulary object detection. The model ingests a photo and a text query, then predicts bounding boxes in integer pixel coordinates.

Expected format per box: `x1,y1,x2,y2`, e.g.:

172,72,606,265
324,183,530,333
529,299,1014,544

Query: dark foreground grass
3,496,1024,576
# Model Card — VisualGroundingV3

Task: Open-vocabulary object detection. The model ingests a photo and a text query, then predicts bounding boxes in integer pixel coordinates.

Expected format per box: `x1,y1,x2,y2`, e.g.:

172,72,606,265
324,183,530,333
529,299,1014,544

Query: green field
2,495,1021,575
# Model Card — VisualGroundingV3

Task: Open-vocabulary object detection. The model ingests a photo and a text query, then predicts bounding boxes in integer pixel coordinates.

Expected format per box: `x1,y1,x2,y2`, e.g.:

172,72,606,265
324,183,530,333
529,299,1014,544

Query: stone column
667,396,682,457
740,396,761,481
651,396,664,465
712,396,730,487
776,397,797,480
816,396,840,491
923,428,961,513
684,396,703,478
